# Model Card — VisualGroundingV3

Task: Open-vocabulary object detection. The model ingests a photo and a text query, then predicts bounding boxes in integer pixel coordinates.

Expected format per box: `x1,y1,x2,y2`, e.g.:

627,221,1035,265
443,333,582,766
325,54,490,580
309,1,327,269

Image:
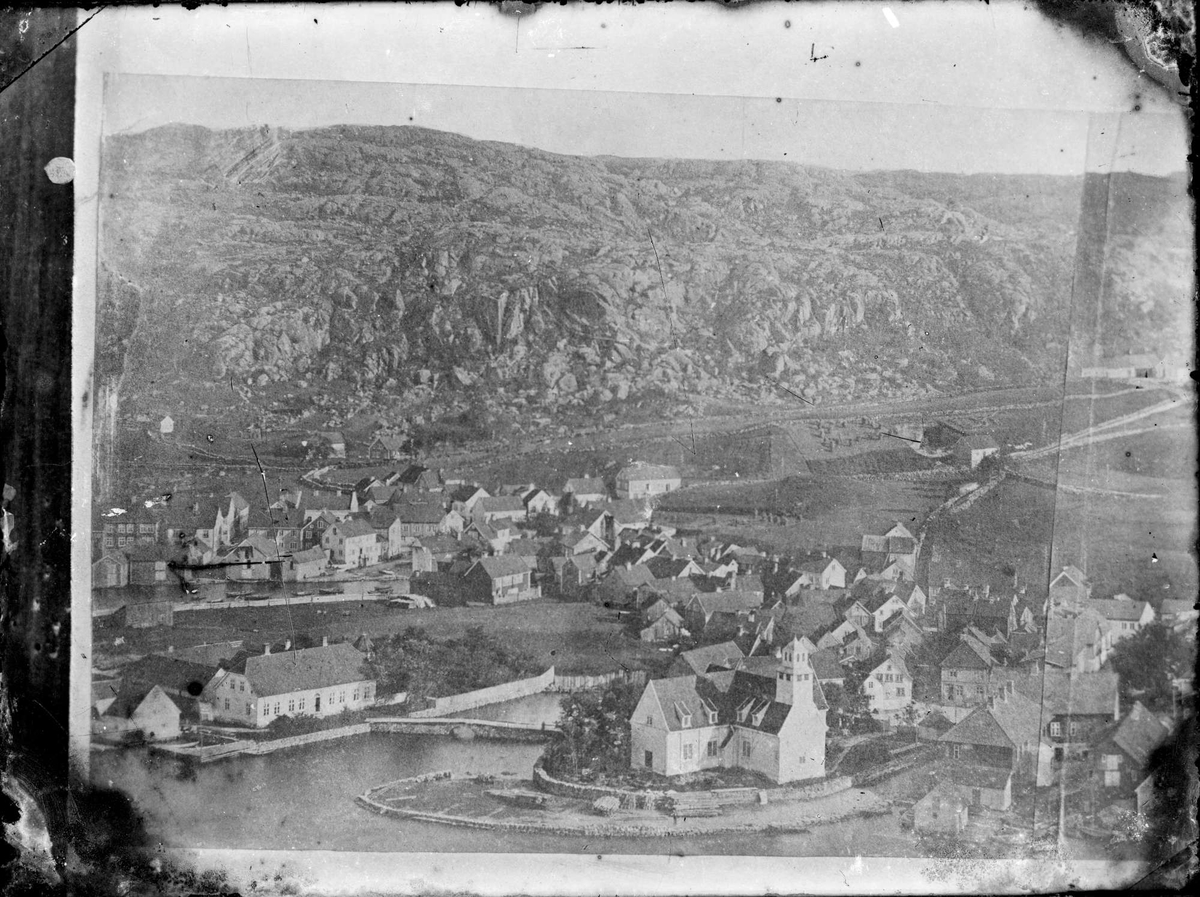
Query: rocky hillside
97,123,1172,434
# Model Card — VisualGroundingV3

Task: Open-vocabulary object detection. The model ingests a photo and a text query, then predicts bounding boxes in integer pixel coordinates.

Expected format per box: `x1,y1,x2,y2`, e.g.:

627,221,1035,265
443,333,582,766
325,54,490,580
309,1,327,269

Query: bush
839,739,893,774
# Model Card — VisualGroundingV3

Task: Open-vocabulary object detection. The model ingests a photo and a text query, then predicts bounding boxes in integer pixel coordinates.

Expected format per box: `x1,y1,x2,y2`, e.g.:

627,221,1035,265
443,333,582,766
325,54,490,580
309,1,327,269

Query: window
683,744,694,761
1069,721,1078,737
239,682,244,693
1104,770,1120,788
950,744,962,760
896,687,905,696
340,691,346,704
742,741,752,758
288,700,295,713
707,741,718,757
707,710,718,725
1050,721,1062,737
644,750,653,768
299,698,305,710
274,703,281,714
223,699,229,710
263,704,270,716
245,703,251,715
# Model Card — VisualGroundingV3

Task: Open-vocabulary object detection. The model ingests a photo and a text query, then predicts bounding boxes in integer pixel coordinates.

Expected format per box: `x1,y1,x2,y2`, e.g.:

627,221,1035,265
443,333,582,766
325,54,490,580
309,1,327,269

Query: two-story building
1011,669,1119,763
205,641,376,727
629,637,828,785
615,464,682,500
940,635,998,706
463,556,540,604
1086,597,1155,644
1045,610,1110,674
1048,564,1091,609
862,652,913,715
938,682,1054,786
322,518,382,567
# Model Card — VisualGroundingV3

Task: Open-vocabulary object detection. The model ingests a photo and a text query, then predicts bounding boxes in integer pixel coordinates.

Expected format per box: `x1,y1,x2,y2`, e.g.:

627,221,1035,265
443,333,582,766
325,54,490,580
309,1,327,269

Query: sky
90,2,1189,177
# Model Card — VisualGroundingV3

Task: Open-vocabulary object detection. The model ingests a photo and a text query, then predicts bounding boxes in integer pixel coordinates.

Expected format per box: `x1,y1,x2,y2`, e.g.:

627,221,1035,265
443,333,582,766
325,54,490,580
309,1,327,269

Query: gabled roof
809,649,845,682
448,484,488,503
391,500,445,525
1011,669,1118,718
369,433,406,452
241,643,370,697
1111,702,1170,768
318,430,345,444
291,546,328,565
618,463,680,482
123,655,219,693
941,689,1043,750
331,518,377,539
673,641,745,676
564,477,606,495
1160,598,1198,617
470,555,533,579
102,683,179,720
688,591,764,617
647,557,696,580
598,499,652,524
1087,599,1152,622
1050,565,1089,589
363,507,399,530
395,464,438,486
942,639,995,671
475,496,526,514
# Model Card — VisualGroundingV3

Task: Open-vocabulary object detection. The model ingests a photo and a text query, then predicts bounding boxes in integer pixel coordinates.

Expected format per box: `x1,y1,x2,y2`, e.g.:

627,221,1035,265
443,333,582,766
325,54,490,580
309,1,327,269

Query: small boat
318,587,342,596
243,593,272,601
294,590,315,598
205,595,225,604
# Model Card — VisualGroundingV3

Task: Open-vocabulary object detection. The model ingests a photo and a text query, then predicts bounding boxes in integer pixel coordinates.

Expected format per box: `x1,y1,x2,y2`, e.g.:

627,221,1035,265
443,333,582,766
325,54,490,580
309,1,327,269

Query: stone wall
241,723,370,756
532,760,852,808
369,718,554,742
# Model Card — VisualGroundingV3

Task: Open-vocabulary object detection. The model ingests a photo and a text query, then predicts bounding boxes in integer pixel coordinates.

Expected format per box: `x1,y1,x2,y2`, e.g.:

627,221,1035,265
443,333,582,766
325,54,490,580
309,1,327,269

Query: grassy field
99,599,672,677
925,473,1197,603
658,475,953,553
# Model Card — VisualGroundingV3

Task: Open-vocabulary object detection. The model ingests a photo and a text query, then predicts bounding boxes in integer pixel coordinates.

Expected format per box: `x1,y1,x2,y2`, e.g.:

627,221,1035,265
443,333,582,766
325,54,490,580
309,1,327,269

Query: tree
1107,621,1194,712
543,681,644,778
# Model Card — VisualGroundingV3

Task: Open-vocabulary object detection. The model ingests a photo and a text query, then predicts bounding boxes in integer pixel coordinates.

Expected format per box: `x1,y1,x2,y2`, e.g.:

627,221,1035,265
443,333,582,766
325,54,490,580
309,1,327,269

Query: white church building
629,637,829,784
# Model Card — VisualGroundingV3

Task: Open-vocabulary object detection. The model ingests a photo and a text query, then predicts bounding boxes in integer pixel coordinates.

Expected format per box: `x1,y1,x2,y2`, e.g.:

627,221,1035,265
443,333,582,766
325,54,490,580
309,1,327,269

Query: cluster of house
91,461,684,607
91,636,378,743
908,564,1191,836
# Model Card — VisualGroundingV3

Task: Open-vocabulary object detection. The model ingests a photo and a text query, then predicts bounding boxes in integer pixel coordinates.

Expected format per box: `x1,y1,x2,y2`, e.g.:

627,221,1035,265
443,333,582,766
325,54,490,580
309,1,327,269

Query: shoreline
355,773,893,838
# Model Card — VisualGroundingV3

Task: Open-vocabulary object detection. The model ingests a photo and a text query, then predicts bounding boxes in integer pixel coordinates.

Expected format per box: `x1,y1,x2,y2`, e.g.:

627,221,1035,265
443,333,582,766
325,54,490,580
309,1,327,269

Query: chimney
264,643,271,656
167,645,174,654
322,635,329,647
284,639,292,651
986,695,995,710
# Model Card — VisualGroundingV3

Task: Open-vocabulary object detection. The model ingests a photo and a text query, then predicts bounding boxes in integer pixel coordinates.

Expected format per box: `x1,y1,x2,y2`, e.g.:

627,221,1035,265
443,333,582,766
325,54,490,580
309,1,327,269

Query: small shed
159,415,175,436
912,782,969,835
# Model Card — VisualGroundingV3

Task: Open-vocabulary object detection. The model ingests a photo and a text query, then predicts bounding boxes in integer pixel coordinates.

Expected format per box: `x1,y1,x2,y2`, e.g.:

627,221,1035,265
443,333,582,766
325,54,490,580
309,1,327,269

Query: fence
551,669,647,692
409,667,556,717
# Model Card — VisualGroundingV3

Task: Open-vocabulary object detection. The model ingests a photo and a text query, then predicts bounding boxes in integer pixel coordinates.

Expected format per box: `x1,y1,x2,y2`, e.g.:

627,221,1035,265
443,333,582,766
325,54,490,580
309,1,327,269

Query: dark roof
364,507,399,529
672,641,746,676
1011,670,1118,718
918,710,954,732
941,639,994,672
332,518,376,539
647,557,695,579
563,477,606,495
689,591,763,616
1111,702,1170,768
1087,599,1151,622
940,690,1044,750
448,484,487,503
124,655,219,693
809,649,845,682
395,465,437,486
391,500,445,524
470,555,533,579
475,496,526,514
291,546,328,565
644,666,823,737
241,643,371,697
103,683,178,720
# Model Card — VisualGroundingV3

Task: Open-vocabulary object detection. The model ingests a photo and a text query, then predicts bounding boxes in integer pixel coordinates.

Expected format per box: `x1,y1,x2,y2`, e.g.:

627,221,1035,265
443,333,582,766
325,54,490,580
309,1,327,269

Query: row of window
776,671,811,682
1048,720,1080,738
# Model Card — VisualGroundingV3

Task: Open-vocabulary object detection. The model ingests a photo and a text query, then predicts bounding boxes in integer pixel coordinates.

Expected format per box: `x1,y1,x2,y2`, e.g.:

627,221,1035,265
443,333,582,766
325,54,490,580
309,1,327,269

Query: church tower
776,636,818,708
